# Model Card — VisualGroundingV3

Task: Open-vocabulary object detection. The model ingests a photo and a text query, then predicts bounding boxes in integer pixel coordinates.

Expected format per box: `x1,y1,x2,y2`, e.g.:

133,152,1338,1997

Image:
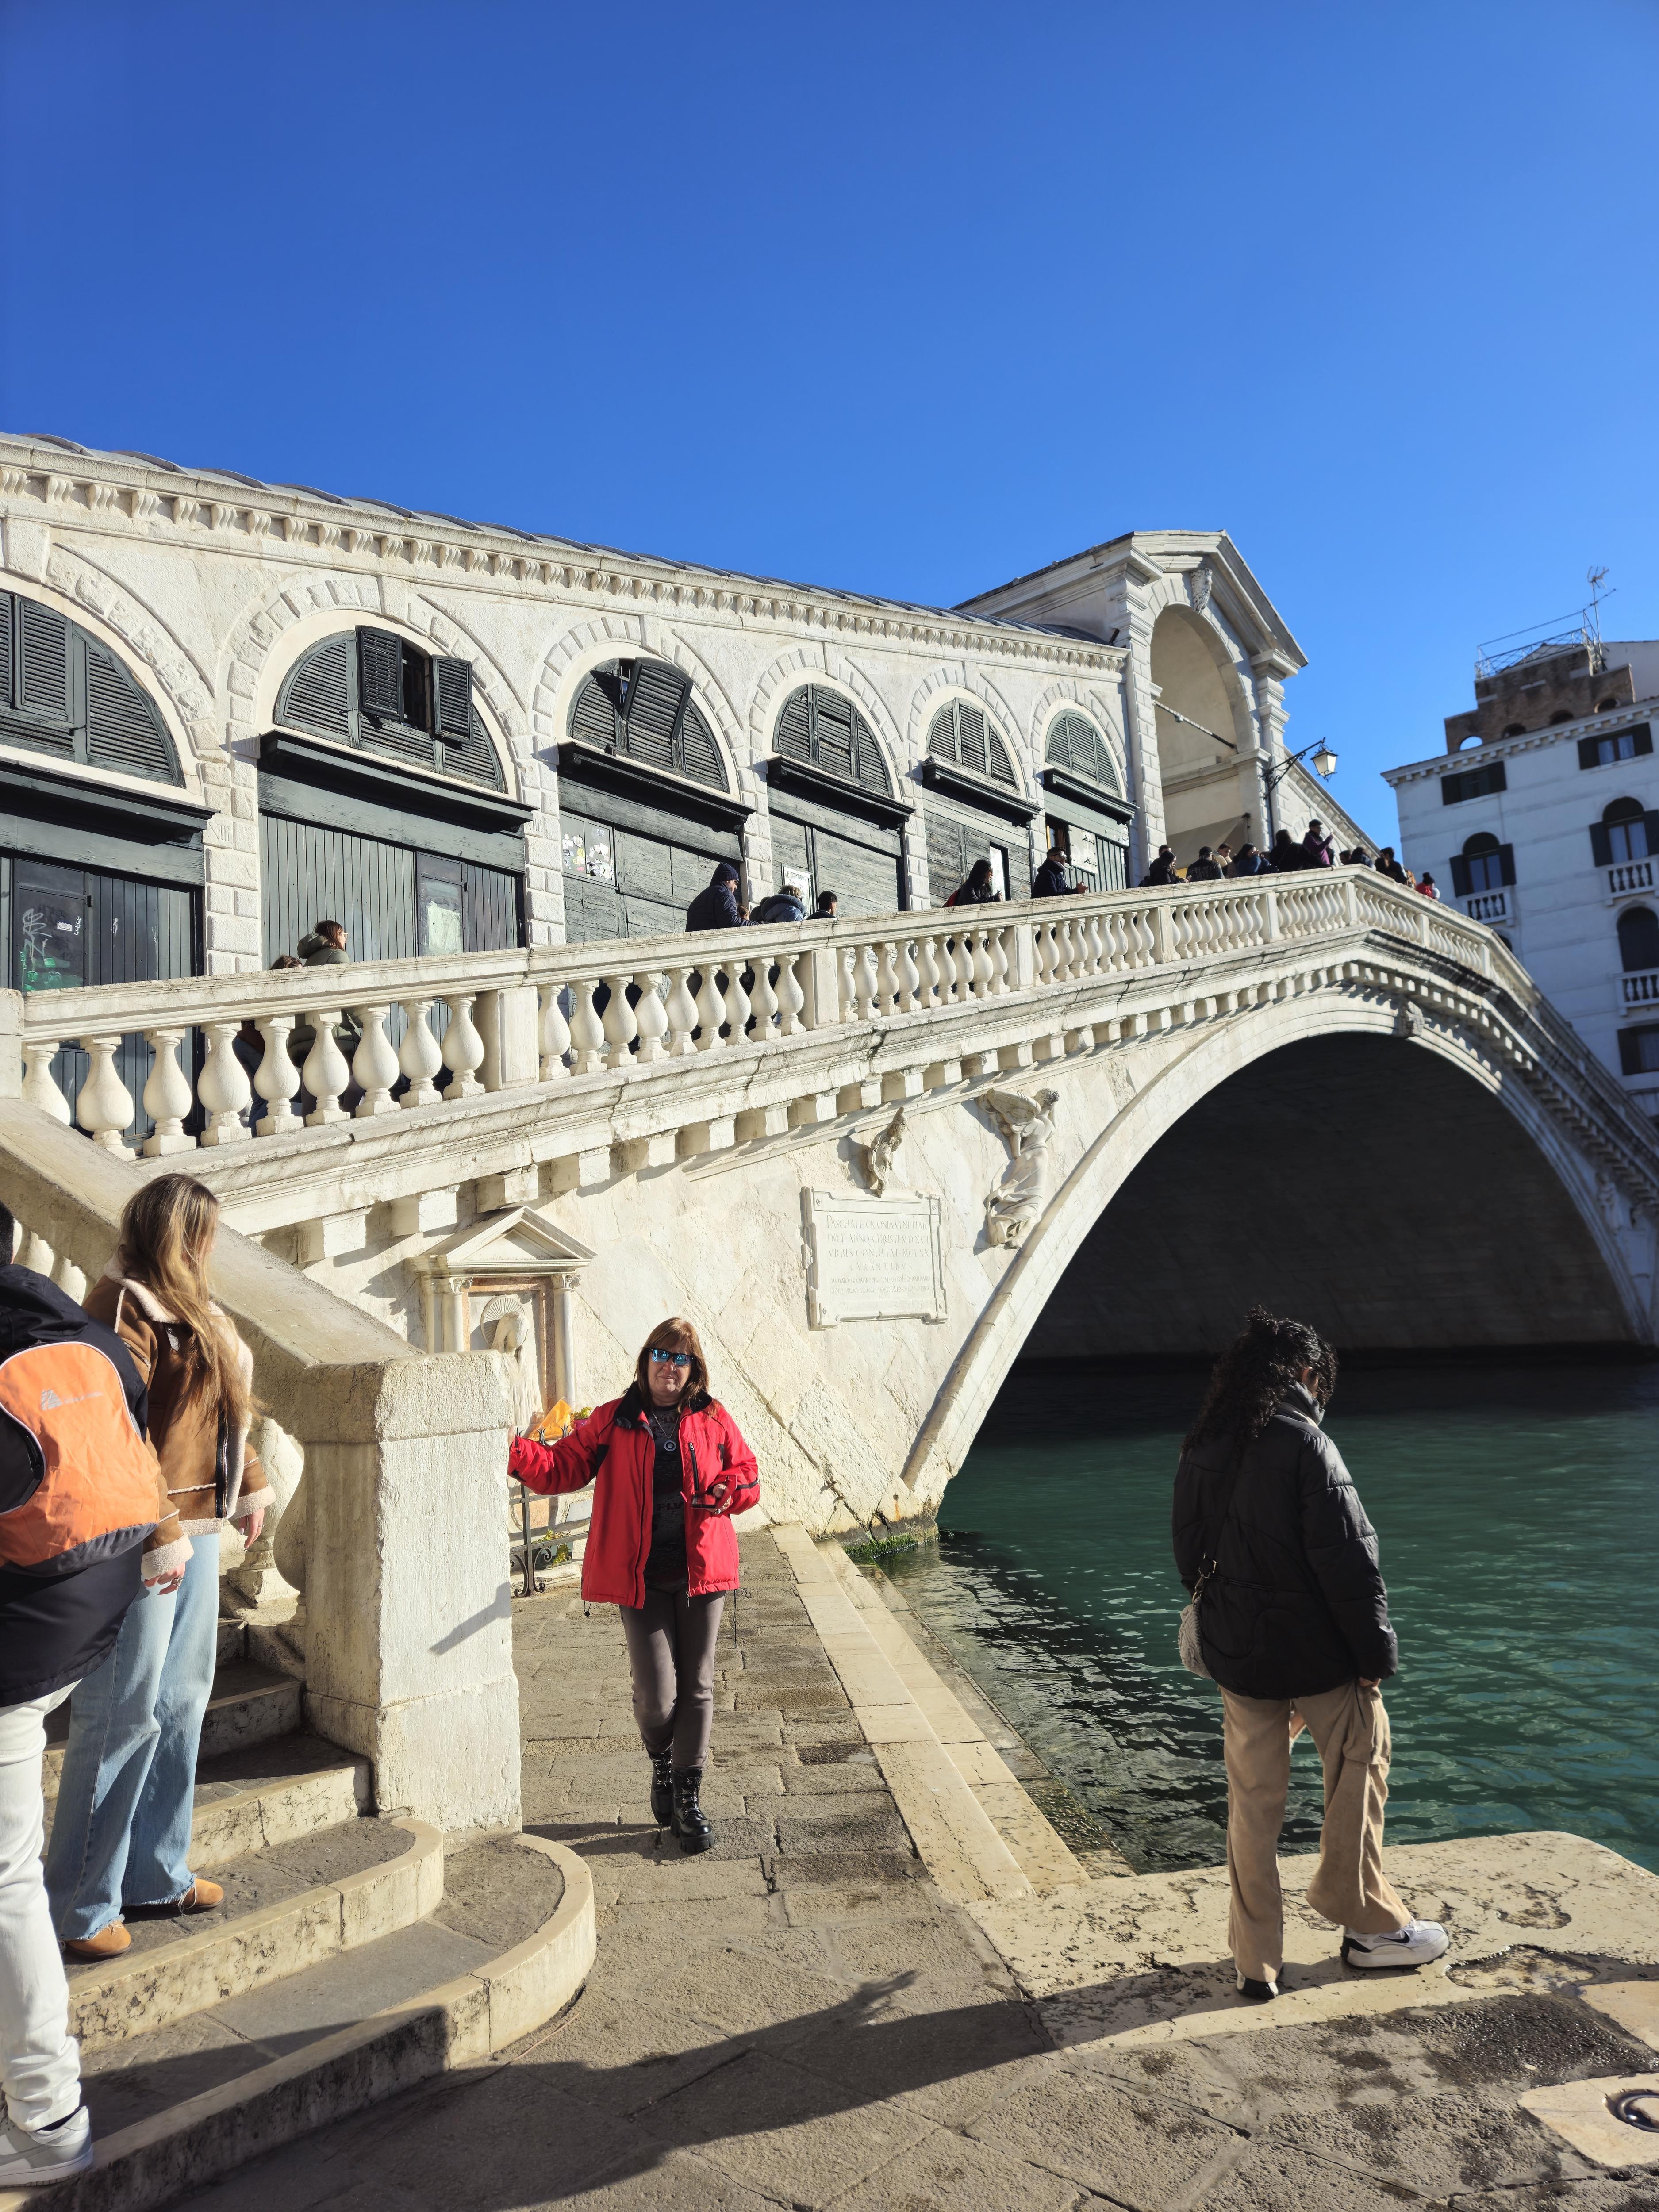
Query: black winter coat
1172,1386,1397,1697
0,1267,148,1701
1032,857,1071,898
686,873,742,931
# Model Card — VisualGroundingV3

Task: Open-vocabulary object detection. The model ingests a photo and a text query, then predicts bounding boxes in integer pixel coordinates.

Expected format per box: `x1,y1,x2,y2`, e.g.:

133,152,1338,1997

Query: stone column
1092,553,1166,879
551,1272,580,1406
1250,651,1296,845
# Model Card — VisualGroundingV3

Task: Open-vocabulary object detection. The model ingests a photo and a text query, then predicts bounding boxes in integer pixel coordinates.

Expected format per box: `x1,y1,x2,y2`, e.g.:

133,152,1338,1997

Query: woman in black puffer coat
1173,1309,1447,2001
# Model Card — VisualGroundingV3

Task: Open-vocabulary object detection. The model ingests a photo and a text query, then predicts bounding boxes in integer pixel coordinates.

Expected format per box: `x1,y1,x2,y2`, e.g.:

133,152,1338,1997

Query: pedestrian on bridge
686,863,743,931
1173,1308,1448,2001
509,1318,759,1855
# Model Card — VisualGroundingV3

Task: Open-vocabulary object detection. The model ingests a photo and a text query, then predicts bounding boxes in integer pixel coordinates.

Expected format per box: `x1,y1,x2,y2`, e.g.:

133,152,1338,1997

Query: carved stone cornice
0,434,1122,677
1382,696,1659,787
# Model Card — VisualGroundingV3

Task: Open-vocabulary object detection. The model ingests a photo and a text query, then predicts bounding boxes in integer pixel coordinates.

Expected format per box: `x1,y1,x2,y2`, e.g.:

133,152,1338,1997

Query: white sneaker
1341,1918,1449,1970
0,2105,94,2184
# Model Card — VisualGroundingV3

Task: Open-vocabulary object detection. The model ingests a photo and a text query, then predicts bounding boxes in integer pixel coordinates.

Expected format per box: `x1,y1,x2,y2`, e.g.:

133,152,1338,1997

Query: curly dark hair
1184,1306,1337,1452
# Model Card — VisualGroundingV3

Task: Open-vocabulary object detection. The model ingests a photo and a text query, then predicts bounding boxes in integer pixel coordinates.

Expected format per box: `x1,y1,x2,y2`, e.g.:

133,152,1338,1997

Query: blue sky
4,1,1657,839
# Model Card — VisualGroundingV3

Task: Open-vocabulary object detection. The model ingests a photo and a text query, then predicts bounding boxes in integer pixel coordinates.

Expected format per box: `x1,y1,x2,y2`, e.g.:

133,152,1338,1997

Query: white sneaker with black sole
0,2105,94,2185
1340,1918,1449,1970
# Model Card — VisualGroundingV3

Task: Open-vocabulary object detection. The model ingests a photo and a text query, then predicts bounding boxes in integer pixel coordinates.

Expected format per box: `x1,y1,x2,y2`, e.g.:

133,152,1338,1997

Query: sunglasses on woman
649,1348,691,1369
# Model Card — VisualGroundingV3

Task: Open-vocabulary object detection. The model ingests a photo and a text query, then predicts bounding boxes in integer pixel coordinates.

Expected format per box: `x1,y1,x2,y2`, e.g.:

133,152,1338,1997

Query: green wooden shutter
18,599,70,720
433,657,474,743
678,697,725,788
926,704,957,761
1590,822,1613,866
85,643,177,781
776,687,812,761
357,628,404,722
281,634,353,738
1498,843,1516,886
0,593,11,710
569,668,622,747
622,661,684,769
1450,853,1473,895
987,730,1016,787
851,703,890,794
812,689,856,780
956,704,988,776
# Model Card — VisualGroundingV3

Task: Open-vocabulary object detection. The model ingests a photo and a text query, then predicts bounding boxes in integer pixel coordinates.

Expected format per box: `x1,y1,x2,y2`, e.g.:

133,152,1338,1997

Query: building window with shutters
567,659,727,789
1617,1022,1659,1077
1442,761,1508,804
764,685,910,921
1038,709,1134,894
276,628,504,789
1451,832,1514,895
918,698,1037,905
925,699,1020,788
1617,906,1659,975
0,589,181,784
1592,797,1655,867
1579,725,1653,770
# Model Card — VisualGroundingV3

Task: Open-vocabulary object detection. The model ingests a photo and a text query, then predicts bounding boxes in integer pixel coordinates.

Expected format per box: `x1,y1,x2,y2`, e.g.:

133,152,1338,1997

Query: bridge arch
902,988,1647,1504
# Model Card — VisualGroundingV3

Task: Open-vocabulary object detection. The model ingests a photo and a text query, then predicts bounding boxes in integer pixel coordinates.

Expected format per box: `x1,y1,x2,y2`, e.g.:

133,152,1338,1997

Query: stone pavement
167,1528,1659,2210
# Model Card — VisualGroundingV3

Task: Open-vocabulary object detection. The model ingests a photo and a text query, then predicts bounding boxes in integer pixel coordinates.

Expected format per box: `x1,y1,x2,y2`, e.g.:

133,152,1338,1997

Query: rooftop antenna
1586,565,1610,649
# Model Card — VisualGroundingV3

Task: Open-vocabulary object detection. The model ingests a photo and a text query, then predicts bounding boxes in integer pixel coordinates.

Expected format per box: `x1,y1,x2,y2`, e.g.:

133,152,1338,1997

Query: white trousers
0,1686,80,2130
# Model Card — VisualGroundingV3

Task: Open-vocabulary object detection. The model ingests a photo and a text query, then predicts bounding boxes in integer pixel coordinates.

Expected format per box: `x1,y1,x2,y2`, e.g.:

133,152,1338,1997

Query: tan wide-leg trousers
1219,1680,1407,1981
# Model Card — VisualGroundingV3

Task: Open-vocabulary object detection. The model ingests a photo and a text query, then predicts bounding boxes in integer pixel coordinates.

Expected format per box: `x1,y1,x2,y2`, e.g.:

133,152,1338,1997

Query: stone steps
0,1833,595,2212
43,1663,304,1804
64,1816,442,2057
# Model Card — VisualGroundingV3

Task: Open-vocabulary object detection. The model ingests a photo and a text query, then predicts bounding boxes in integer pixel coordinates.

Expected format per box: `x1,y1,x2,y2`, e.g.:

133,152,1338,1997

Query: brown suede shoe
63,1923,130,1961
176,1881,223,1913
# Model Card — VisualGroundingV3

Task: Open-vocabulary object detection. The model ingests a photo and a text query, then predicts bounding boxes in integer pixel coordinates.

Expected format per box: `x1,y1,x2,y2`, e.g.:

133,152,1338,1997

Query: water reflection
884,1361,1659,1874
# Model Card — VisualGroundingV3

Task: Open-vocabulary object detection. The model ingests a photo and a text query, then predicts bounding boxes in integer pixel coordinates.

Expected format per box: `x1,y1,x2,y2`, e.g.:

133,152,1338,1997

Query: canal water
881,1360,1659,1874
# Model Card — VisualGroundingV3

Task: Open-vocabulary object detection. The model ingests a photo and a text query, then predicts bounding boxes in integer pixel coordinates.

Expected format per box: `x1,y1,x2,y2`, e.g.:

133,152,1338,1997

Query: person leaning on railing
508,1317,758,1854
945,858,1001,908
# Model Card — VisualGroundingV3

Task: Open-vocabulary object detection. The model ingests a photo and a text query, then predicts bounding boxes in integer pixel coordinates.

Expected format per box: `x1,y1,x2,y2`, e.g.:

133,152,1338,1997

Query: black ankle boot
649,1750,673,1828
671,1767,713,1855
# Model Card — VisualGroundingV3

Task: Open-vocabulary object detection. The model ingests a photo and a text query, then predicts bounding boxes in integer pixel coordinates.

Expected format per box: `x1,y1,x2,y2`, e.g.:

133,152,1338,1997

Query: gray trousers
618,1591,725,1771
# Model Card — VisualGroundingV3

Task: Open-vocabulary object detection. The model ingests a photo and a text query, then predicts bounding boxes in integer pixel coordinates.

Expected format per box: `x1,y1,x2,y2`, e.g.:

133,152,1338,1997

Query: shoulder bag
1177,1446,1247,1679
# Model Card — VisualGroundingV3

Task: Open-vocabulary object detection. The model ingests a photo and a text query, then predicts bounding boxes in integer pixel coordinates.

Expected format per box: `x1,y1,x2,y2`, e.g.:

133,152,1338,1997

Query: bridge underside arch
1024,1033,1636,1360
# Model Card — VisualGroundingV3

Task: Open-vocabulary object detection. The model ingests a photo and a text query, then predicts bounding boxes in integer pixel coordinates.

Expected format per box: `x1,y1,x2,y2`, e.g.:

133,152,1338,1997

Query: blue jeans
45,1536,219,1940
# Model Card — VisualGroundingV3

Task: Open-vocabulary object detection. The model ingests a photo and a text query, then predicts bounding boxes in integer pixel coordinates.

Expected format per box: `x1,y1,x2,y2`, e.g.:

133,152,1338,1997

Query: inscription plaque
802,1190,946,1329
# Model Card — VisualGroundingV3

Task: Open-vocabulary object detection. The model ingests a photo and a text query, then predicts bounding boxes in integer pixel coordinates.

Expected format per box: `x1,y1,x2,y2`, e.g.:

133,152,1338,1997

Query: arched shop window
560,659,749,941
1038,709,1133,894
0,591,205,1144
277,627,504,788
765,687,909,920
919,698,1034,904
568,659,727,789
0,589,180,783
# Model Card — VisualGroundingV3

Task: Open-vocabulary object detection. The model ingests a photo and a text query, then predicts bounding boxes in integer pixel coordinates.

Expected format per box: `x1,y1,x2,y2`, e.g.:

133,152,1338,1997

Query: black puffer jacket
1172,1385,1397,1697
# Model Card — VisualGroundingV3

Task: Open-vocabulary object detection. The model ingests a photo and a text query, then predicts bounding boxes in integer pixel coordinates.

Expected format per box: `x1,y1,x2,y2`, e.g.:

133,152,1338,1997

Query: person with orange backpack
0,1202,162,2185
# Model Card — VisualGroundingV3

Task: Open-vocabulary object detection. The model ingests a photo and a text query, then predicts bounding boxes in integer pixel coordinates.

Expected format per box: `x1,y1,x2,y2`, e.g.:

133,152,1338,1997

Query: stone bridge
4,868,1656,1835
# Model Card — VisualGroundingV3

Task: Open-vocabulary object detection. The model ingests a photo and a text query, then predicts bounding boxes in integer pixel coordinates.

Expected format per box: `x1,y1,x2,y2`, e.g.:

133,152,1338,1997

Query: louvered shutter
18,599,70,721
926,705,957,760
1450,853,1473,895
678,698,726,788
570,668,621,747
1619,1029,1644,1076
85,645,176,781
445,711,505,789
433,658,474,743
1590,822,1613,866
622,661,686,770
1578,735,1599,770
776,688,813,762
852,705,891,793
282,634,353,738
813,689,855,780
0,593,11,709
357,628,405,722
1644,813,1659,858
987,731,1016,787
1637,727,1655,757
1498,843,1516,886
957,705,988,776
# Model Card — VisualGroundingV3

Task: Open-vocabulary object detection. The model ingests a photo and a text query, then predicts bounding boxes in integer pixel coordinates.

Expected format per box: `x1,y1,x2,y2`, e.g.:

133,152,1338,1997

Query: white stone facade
1386,645,1659,1124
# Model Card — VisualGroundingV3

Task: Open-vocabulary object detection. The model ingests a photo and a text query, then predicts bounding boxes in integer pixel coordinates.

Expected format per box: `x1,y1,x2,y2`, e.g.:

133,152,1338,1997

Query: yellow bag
528,1398,574,1445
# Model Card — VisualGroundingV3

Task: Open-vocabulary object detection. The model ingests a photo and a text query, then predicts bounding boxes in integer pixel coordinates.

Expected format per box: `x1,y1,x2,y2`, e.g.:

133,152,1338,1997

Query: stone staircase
9,1623,595,2212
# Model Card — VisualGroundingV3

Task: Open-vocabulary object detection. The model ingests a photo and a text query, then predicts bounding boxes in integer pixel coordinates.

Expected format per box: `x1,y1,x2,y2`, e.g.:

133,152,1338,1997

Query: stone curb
67,1819,444,2056
0,1838,595,2212
768,1521,1038,1907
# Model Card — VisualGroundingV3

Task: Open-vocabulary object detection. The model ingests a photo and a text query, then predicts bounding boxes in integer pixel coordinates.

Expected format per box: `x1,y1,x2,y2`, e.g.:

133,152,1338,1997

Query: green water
881,1362,1659,1874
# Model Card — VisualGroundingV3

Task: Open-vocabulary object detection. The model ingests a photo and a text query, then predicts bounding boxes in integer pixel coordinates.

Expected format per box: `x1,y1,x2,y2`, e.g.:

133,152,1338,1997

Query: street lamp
1311,741,1338,780
1263,738,1339,840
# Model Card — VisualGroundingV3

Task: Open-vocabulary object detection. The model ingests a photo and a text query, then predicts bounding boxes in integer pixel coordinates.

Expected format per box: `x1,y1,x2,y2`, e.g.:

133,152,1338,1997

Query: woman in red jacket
509,1316,758,1853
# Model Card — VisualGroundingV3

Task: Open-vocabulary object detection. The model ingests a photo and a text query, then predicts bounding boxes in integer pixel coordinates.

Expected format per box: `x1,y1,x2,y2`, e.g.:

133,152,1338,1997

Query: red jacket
508,1389,759,1606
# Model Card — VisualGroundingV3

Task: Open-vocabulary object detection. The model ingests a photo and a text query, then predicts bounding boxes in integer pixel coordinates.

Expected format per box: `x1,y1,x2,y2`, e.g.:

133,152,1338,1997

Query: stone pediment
409,1207,595,1283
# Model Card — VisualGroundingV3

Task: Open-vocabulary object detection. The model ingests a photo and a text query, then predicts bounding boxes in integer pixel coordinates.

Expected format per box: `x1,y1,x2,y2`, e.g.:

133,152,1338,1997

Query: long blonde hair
117,1175,253,1435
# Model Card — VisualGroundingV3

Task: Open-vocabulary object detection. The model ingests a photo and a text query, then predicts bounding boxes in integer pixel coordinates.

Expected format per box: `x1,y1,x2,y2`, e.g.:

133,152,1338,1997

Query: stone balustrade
12,870,1525,1156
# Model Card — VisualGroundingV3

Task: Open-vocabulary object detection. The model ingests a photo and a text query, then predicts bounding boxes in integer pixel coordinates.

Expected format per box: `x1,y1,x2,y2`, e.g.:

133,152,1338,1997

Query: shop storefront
919,699,1037,902
1039,711,1134,891
765,685,910,916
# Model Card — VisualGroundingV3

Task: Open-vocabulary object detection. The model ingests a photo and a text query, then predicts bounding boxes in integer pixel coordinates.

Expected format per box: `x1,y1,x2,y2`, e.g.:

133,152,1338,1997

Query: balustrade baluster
895,939,921,1012
970,928,995,999
988,924,1011,995
21,1041,71,1125
875,941,901,1014
350,1004,401,1117
254,1014,301,1133
142,1027,194,1155
917,933,943,1008
1086,910,1108,974
538,986,572,1079
1034,921,1056,987
396,1000,444,1107
599,973,638,1070
749,955,780,1035
664,968,699,1057
726,962,753,1041
76,1034,135,1151
632,971,669,1062
852,942,880,1022
952,931,976,1002
302,1014,352,1125
442,995,487,1098
1056,918,1080,982
568,979,607,1073
694,965,727,1051
776,952,806,1035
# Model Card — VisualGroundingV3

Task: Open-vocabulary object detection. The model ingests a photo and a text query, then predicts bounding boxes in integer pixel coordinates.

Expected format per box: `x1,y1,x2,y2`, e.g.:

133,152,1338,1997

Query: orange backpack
0,1340,160,1573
